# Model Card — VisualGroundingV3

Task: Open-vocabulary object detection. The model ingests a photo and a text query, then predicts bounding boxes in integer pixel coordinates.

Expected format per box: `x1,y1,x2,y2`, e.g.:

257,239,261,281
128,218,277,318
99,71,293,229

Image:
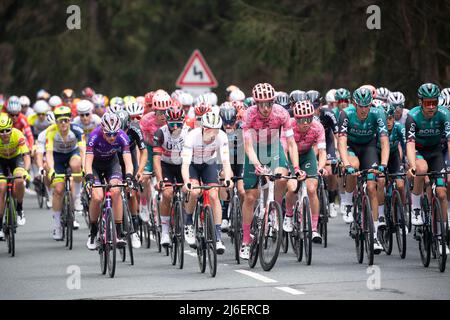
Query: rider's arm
153,129,165,183
218,131,233,181
405,114,416,171
181,132,194,184
316,123,327,170
318,148,327,171
84,153,94,175
23,153,31,172
380,136,390,166
122,152,134,176
20,116,34,148
244,132,261,168
337,111,351,167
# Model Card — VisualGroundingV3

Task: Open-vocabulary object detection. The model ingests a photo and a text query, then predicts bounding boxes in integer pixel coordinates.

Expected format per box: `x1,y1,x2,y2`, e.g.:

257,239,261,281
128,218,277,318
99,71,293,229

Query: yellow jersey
0,128,30,159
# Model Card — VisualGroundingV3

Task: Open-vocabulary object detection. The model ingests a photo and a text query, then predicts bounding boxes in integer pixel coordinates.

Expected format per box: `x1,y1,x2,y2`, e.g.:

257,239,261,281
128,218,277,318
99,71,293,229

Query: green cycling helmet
353,87,373,107
243,97,255,108
418,83,440,100
335,88,351,101
115,109,130,131
384,103,395,117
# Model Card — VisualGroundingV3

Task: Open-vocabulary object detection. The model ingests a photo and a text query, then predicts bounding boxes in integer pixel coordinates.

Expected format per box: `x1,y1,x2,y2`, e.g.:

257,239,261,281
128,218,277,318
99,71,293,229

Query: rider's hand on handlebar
318,168,328,177
224,179,233,189
47,168,55,180
255,164,265,176
182,182,192,193
294,167,306,180
125,173,134,189
407,167,416,179
345,165,356,175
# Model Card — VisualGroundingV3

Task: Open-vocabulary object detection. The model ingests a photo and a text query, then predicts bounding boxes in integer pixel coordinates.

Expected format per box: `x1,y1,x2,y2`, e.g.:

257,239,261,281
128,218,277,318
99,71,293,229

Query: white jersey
36,129,47,154
182,128,230,165
153,125,191,165
72,114,101,139
398,108,408,126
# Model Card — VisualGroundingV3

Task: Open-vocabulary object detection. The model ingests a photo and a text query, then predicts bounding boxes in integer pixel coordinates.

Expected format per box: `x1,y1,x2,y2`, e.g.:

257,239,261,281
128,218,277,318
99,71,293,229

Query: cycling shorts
93,155,123,184
299,148,318,178
0,155,26,180
53,149,81,175
162,162,183,185
347,139,379,171
189,163,219,184
416,146,445,173
144,145,153,173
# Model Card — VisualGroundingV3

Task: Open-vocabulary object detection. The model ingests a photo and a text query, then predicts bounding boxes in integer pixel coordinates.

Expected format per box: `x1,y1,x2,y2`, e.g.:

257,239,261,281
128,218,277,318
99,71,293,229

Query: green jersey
377,122,405,154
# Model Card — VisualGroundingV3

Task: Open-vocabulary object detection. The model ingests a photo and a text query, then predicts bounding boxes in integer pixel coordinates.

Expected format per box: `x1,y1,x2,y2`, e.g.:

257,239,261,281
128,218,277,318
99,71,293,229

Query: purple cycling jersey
86,126,130,161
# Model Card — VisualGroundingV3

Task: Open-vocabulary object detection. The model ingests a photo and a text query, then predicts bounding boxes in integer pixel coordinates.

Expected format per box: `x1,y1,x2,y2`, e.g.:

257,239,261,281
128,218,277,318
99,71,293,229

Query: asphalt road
1,193,450,300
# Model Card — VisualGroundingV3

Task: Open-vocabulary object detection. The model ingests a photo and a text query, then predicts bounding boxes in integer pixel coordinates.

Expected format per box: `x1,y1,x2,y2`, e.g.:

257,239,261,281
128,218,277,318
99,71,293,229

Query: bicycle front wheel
290,201,302,262
6,197,15,257
249,206,260,268
175,201,185,269
354,195,364,264
392,190,406,259
231,195,242,264
281,198,289,253
432,199,447,272
195,206,206,273
363,195,374,266
259,200,282,271
205,206,217,277
106,209,117,278
302,197,312,266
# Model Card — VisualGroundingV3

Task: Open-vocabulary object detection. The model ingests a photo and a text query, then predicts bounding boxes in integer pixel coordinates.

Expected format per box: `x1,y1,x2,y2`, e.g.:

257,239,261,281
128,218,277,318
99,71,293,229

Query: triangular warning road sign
176,49,218,88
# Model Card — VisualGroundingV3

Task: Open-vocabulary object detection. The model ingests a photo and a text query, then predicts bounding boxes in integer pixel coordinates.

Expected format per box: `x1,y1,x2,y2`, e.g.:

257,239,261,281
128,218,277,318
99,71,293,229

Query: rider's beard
170,128,182,137
225,128,234,134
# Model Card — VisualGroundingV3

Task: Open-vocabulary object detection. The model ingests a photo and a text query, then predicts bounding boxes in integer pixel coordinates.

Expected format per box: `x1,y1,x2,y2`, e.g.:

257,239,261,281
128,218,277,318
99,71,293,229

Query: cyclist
389,92,408,125
5,98,34,149
91,94,107,117
139,90,170,222
0,113,31,235
179,92,195,119
406,83,450,255
72,99,102,142
193,102,212,128
283,101,327,243
275,92,290,111
338,86,389,254
28,100,51,139
219,106,245,232
20,96,34,117
81,87,95,100
153,107,191,246
325,89,337,110
376,104,406,228
45,106,85,239
240,83,300,260
144,92,154,115
334,88,352,122
125,101,145,123
85,112,134,250
229,89,246,103
376,87,391,103
181,109,233,254
49,96,63,110
116,109,148,249
308,90,340,217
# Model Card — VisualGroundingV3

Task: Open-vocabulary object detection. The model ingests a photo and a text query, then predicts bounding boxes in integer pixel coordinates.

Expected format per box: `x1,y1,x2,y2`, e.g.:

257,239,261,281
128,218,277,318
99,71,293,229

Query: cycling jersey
12,113,34,148
36,129,47,154
140,112,165,145
223,123,244,165
242,104,293,144
153,125,190,165
86,127,130,161
405,106,450,149
319,107,339,135
291,119,326,155
45,123,85,154
338,105,388,144
182,128,230,165
0,128,30,159
27,114,51,138
72,114,101,140
397,108,409,125
376,122,406,155
125,122,146,152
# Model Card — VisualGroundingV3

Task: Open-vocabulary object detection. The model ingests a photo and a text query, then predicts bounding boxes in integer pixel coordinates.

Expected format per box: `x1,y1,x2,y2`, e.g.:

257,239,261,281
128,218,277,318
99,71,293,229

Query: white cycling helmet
229,89,245,102
19,95,31,107
107,103,124,114
101,112,121,133
49,95,63,108
179,92,194,106
171,89,184,101
76,99,94,114
388,91,405,107
6,97,22,114
440,88,450,99
46,111,56,124
376,87,391,102
33,100,50,114
325,89,337,104
205,92,218,105
201,110,222,129
439,95,450,108
125,101,144,116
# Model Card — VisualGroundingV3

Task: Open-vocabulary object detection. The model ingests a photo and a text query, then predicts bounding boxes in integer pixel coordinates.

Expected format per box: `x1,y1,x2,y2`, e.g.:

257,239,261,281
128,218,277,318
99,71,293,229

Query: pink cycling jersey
242,104,293,144
292,119,326,154
140,112,165,145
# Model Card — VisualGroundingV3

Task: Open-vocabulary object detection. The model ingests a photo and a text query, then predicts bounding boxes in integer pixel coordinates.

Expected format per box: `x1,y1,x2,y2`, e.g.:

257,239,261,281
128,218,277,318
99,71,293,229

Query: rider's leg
110,178,124,238
89,187,103,238
69,155,83,212
274,167,289,206
208,188,223,241
52,182,65,229
160,187,173,237
0,181,7,227
242,189,258,245
307,178,320,231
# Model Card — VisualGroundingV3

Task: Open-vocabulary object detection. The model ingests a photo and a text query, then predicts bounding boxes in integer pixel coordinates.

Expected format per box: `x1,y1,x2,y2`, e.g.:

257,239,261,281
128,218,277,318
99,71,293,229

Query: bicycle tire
66,193,74,251
170,204,177,266
205,206,217,277
302,197,312,266
248,207,259,268
281,198,288,253
195,206,206,273
99,211,107,275
145,223,151,249
106,209,117,278
392,189,407,259
259,200,282,271
6,196,15,257
354,195,364,264
37,185,44,209
231,195,242,264
363,195,374,266
175,201,185,269
124,203,134,266
432,199,447,272
379,195,393,255
419,196,431,268
154,193,163,253
405,178,412,233
319,181,329,248
291,200,302,262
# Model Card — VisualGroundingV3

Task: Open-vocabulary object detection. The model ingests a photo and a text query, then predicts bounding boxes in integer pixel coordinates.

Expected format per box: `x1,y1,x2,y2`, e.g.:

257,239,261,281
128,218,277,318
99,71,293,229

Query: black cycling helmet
219,107,237,126
289,90,307,104
275,92,290,110
306,90,322,108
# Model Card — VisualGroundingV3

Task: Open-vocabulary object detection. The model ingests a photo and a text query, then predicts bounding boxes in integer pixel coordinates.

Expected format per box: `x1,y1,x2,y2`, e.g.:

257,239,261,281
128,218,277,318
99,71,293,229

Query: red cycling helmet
194,102,212,117
165,107,185,122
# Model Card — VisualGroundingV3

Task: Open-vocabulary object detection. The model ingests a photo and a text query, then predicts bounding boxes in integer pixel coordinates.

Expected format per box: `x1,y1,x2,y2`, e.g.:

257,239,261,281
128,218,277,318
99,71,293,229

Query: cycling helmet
220,107,237,125
92,94,106,108
252,83,275,102
165,107,185,122
441,88,450,99
353,87,373,107
144,92,154,107
53,106,72,120
136,96,145,106
384,104,396,117
62,89,75,101
388,91,405,107
152,91,172,110
115,109,130,131
194,102,212,116
0,113,13,130
123,95,136,104
201,110,222,129
171,89,184,101
125,101,144,116
418,83,440,99
205,92,218,106
371,99,386,109
49,95,63,108
101,112,121,133
325,89,337,104
36,89,50,101
19,95,30,107
178,92,194,106
33,100,50,114
229,89,245,102
110,96,124,108
335,88,351,101
6,98,22,114
220,101,233,110
376,87,391,102
231,100,245,113
439,95,450,109
306,90,322,108
292,101,315,118
243,97,255,108
289,90,307,103
275,92,290,109
46,111,56,124
76,100,94,114
107,103,123,114
81,87,95,99
360,85,377,99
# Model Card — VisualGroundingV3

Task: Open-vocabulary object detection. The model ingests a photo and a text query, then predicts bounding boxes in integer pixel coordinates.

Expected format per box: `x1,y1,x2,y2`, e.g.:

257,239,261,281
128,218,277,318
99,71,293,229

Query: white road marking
184,250,197,257
275,287,305,295
234,270,278,283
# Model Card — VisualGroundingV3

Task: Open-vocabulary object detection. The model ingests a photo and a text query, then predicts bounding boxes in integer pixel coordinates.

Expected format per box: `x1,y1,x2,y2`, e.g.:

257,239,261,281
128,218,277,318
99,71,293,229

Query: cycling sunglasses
104,131,118,137
7,113,19,118
422,100,438,109
167,121,183,129
0,128,12,134
155,110,165,116
79,113,91,117
296,117,314,124
130,114,143,121
57,118,70,124
256,101,274,109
